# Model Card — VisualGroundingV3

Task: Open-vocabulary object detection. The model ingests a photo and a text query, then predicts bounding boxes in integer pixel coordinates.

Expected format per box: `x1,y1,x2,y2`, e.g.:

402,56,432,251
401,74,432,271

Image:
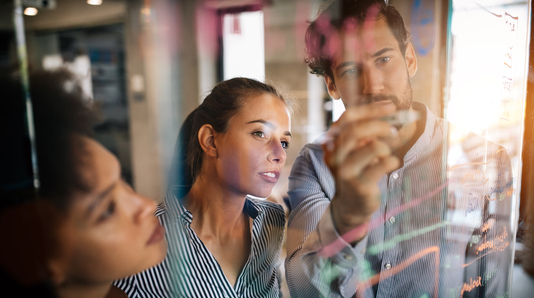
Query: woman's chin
248,189,273,199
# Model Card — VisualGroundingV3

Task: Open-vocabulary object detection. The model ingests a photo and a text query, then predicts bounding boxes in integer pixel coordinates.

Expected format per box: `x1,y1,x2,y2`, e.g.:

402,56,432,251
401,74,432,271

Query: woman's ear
47,259,67,286
198,124,218,158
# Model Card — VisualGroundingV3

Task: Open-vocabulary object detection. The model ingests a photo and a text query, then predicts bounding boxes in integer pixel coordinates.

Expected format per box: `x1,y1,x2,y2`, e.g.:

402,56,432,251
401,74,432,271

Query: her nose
133,193,157,224
268,140,287,164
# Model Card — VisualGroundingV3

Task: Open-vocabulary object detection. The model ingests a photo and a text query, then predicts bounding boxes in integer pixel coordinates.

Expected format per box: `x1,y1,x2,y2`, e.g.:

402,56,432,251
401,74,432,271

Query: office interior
1,0,534,296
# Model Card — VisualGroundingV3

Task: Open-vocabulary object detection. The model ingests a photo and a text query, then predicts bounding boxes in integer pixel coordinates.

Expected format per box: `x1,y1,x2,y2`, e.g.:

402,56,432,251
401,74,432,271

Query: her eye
252,131,266,138
98,201,116,222
281,141,290,149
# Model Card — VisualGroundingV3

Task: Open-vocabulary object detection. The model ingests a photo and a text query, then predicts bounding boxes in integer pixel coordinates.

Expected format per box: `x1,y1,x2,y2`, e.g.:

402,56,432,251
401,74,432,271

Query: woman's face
59,136,167,285
215,94,292,198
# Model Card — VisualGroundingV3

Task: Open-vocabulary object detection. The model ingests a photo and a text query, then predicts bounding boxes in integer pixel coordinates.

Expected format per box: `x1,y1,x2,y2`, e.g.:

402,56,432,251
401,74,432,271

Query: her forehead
236,94,289,121
76,136,120,194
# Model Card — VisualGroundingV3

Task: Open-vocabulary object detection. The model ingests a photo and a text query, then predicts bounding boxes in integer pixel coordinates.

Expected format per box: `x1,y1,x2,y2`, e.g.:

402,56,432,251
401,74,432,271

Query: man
285,0,513,297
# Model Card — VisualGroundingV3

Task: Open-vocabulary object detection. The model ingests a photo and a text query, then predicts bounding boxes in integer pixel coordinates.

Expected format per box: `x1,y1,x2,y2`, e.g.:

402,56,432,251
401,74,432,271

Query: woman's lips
259,171,280,183
147,223,165,245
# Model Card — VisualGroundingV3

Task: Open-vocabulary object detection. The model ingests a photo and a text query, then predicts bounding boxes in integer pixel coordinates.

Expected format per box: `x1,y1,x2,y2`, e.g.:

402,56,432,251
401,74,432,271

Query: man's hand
322,103,400,242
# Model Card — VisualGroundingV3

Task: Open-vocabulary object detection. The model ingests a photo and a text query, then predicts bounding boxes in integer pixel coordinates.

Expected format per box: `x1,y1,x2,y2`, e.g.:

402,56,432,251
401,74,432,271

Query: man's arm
285,144,367,298
285,104,400,298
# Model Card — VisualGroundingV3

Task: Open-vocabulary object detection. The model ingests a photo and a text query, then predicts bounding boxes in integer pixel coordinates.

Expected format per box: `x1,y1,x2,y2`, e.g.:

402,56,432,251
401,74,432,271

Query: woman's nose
134,194,157,224
268,140,287,164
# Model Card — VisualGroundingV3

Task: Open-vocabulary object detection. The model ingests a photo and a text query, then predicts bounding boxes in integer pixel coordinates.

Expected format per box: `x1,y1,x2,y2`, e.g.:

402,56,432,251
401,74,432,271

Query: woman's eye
252,131,265,138
281,141,289,149
98,201,116,222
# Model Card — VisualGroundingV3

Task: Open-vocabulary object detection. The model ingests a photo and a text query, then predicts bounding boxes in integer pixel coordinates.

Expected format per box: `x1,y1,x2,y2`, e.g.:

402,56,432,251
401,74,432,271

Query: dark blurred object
21,0,57,9
0,69,96,211
0,200,65,298
0,69,95,296
0,70,36,208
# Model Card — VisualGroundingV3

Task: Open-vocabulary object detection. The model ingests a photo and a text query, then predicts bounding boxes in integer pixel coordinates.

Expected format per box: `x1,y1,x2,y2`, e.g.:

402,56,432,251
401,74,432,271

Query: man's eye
281,141,289,149
98,201,116,222
341,68,357,77
252,131,265,138
377,57,390,64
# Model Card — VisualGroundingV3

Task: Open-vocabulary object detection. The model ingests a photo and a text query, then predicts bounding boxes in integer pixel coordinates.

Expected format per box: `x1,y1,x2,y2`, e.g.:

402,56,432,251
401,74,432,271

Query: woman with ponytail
115,77,293,297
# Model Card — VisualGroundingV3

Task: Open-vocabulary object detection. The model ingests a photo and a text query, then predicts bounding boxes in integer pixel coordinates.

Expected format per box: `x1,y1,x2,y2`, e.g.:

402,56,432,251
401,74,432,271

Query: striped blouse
115,194,286,298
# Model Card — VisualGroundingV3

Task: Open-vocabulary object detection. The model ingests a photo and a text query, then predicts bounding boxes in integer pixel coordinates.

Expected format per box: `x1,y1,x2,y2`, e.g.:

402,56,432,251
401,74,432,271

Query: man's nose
360,66,384,96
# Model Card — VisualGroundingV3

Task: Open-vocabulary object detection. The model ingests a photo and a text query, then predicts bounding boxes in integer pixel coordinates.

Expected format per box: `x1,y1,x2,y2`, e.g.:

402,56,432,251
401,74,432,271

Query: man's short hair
305,0,410,79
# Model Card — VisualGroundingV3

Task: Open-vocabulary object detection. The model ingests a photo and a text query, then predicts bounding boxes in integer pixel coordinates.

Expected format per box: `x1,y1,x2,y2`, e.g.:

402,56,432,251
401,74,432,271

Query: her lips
259,171,279,182
147,223,165,245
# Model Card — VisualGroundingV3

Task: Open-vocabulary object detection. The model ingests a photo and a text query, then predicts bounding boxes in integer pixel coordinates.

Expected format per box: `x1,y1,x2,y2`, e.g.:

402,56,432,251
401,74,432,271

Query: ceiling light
23,7,38,16
87,0,102,5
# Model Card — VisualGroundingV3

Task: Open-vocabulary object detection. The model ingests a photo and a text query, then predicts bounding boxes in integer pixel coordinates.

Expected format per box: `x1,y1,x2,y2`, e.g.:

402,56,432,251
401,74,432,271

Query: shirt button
384,263,392,270
343,254,354,261
388,216,396,223
392,173,399,179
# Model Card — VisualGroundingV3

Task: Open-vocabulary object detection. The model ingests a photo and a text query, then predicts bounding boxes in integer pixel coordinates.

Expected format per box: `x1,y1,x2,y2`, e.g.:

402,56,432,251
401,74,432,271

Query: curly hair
0,69,97,210
305,0,410,79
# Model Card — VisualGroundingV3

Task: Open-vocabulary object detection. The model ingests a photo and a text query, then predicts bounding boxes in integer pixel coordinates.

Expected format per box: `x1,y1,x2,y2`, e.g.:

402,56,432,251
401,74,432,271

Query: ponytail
168,108,197,201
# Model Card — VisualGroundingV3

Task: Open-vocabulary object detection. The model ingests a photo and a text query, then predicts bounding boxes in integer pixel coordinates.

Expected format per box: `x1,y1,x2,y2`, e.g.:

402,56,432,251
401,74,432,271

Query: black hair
0,69,96,295
305,0,410,79
168,77,290,200
0,69,96,210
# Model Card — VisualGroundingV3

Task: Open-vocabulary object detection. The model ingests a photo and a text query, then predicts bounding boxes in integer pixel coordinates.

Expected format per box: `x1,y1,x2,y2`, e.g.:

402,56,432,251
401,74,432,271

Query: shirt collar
404,101,438,162
165,192,263,225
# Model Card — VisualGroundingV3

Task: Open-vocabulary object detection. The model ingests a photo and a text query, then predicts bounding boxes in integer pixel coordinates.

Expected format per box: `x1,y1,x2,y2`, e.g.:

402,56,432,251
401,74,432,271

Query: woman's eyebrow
247,119,291,137
247,119,276,130
86,182,116,218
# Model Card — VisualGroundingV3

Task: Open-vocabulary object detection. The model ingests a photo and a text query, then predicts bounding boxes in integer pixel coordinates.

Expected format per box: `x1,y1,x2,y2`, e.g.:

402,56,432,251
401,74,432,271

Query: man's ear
198,124,218,158
405,42,418,78
325,75,341,100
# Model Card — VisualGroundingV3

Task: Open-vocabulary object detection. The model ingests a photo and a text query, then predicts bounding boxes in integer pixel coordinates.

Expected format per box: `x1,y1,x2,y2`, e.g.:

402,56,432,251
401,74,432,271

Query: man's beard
362,78,413,111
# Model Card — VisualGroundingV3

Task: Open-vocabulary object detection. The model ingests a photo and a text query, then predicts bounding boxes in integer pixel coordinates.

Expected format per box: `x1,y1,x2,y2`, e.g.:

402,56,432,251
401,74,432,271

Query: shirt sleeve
285,144,367,298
